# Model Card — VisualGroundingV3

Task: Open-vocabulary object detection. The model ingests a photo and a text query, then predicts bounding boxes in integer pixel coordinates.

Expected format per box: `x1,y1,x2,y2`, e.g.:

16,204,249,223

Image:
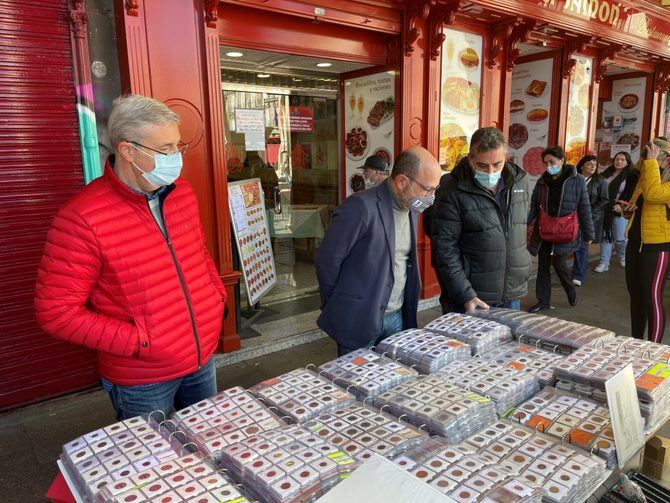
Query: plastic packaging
424,312,512,355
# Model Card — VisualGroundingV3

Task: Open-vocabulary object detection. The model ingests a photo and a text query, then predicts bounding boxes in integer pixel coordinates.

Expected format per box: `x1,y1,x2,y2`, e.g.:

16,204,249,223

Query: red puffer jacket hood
35,158,226,385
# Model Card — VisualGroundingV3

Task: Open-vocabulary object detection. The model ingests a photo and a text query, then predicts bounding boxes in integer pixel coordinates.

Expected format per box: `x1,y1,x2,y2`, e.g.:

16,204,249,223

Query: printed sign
602,77,647,163
439,28,483,172
289,106,314,132
234,108,265,133
228,179,277,306
343,71,395,196
508,58,554,183
565,56,592,166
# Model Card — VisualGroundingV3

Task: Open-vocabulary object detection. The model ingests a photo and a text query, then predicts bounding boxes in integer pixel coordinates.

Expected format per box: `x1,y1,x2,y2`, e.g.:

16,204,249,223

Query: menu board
565,56,593,166
228,179,277,306
602,77,647,163
343,71,395,196
438,28,483,171
508,58,554,182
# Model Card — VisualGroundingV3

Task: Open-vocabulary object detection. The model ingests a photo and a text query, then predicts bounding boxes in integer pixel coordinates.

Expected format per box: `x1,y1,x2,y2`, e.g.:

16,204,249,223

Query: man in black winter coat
426,127,531,313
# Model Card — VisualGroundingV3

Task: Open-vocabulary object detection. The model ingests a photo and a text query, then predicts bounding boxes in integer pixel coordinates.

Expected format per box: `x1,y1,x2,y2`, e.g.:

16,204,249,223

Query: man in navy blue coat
315,147,442,355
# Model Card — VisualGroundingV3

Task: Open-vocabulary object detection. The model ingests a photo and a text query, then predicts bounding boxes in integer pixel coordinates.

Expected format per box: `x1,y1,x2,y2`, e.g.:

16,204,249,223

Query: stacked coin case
510,387,617,468
393,436,543,502
375,329,471,374
248,369,356,423
171,387,286,463
60,415,181,501
462,420,608,503
373,375,497,443
96,452,247,503
317,350,418,400
479,341,564,387
435,358,540,416
301,402,427,462
424,313,512,355
217,425,358,503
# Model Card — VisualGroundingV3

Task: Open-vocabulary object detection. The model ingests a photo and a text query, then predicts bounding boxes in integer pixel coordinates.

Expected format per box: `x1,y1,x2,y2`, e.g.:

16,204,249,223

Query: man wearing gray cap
359,155,390,190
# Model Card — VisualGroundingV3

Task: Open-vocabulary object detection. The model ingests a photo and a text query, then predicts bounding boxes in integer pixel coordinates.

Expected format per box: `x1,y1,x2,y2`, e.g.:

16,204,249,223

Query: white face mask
130,143,183,186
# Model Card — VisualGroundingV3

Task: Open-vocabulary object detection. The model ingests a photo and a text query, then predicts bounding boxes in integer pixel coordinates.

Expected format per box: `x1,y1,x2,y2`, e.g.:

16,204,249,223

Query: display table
46,469,77,503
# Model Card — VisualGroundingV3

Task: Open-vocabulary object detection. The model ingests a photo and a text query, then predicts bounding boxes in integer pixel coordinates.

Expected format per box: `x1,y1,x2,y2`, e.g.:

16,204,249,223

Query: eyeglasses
406,175,438,196
128,140,189,155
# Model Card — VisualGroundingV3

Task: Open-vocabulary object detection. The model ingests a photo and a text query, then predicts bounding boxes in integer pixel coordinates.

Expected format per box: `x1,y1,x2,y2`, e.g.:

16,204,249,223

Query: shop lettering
544,0,620,26
628,14,670,45
355,77,392,94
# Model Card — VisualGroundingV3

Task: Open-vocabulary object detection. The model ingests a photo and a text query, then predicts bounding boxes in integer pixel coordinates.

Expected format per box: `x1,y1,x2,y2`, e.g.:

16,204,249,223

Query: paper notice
605,364,645,468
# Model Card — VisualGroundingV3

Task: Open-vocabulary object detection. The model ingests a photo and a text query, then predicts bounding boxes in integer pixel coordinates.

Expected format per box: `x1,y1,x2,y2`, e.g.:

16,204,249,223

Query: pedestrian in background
571,155,609,286
594,152,639,272
527,146,595,312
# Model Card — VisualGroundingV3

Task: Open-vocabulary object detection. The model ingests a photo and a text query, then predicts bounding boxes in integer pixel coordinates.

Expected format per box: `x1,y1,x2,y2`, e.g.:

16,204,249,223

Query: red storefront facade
1,0,670,410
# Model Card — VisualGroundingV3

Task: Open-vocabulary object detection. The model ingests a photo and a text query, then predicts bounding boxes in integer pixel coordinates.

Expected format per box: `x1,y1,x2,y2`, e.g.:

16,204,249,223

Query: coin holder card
301,402,427,463
479,341,565,387
424,313,512,355
553,343,670,432
373,375,497,443
395,436,543,502
96,453,248,503
170,387,286,463
374,329,471,374
248,369,356,423
461,420,608,503
435,358,540,415
218,424,358,503
60,415,184,501
593,336,670,365
317,350,418,400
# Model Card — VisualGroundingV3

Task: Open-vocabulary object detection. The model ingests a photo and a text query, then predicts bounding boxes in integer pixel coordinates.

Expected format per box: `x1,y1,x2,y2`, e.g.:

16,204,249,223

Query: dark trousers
626,240,647,340
536,242,576,306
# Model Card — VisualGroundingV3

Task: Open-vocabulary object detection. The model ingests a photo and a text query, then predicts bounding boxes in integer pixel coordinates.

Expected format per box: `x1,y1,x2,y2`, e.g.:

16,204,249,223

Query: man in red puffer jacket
35,95,227,420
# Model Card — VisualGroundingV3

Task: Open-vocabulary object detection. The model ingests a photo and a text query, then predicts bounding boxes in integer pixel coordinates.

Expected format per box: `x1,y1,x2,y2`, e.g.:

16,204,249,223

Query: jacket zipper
147,198,202,368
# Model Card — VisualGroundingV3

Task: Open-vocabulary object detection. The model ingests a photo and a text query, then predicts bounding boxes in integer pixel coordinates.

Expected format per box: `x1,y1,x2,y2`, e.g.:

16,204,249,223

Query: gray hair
107,94,180,150
470,127,507,154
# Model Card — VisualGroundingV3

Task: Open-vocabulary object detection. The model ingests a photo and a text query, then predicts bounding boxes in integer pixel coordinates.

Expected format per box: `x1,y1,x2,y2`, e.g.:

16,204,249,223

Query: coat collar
451,157,525,195
104,155,176,203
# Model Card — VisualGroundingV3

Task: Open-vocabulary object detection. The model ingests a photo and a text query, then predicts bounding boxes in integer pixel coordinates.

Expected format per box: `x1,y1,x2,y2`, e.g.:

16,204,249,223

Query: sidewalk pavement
0,262,641,502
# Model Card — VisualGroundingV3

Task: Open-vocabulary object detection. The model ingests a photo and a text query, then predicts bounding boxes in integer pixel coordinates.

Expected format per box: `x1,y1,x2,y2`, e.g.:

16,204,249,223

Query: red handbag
538,183,579,244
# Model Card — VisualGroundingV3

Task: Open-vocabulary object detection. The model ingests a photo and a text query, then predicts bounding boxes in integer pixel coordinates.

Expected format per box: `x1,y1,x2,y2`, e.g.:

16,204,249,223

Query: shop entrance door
220,46,373,341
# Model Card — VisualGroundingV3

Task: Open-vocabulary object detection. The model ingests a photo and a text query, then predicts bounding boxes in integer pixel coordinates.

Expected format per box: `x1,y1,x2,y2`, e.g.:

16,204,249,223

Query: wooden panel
0,0,97,410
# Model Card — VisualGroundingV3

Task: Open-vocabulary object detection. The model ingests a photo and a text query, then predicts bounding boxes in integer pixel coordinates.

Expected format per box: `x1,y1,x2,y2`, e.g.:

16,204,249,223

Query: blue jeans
337,309,403,357
497,299,521,310
102,358,217,420
572,242,589,281
600,216,628,265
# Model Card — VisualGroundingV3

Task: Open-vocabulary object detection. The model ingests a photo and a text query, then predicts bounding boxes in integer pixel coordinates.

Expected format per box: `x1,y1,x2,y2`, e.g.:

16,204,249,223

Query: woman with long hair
527,146,595,312
571,155,609,286
620,138,670,342
594,152,639,272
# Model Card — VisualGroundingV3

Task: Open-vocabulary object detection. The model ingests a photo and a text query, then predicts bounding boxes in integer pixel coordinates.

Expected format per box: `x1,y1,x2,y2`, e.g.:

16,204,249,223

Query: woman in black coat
527,146,595,312
571,155,609,286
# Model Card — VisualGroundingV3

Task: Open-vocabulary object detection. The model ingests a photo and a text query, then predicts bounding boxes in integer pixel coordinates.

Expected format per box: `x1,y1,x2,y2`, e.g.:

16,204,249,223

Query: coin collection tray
479,341,565,387
317,349,418,400
375,328,471,374
217,425,358,503
171,387,286,463
373,375,497,443
300,402,427,463
393,436,543,502
510,386,617,468
435,358,540,416
248,369,356,423
424,312,512,355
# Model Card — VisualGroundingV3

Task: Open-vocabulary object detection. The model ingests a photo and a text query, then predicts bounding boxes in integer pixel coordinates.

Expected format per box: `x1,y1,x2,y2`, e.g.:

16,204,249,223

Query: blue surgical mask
546,164,561,176
131,144,183,186
473,170,502,189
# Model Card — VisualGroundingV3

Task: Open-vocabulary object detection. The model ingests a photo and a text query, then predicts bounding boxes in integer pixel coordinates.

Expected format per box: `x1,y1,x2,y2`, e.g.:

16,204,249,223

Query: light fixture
257,73,270,78
226,51,244,58
316,62,332,68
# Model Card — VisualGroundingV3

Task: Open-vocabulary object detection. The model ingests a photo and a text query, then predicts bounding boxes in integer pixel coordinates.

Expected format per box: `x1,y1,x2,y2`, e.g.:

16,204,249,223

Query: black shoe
569,296,579,307
529,303,550,313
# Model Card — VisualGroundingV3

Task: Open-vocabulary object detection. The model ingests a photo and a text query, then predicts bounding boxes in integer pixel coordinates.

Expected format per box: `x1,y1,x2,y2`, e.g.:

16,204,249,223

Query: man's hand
465,297,489,313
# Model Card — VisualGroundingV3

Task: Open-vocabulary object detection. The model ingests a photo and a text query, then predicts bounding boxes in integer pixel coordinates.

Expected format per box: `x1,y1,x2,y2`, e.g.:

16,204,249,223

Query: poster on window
508,58,554,183
439,28,483,171
228,179,276,306
565,56,592,166
343,71,395,196
602,77,647,163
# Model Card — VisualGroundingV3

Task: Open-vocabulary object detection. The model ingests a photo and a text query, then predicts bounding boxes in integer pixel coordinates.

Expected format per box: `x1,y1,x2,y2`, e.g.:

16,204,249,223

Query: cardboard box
641,435,670,480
